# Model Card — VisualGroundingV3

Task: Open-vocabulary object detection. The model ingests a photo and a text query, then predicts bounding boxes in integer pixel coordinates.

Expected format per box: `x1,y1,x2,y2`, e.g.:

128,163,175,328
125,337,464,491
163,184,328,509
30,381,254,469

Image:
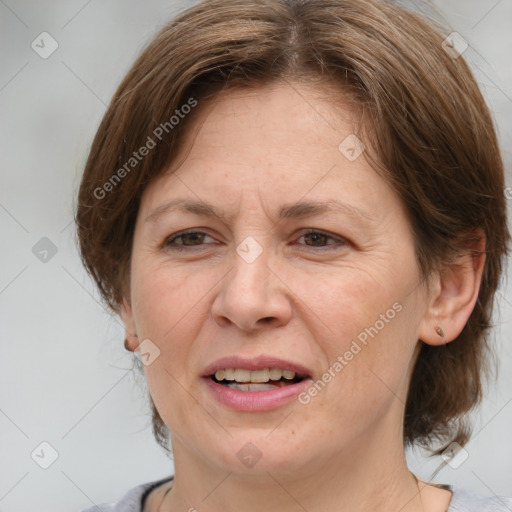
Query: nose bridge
229,235,272,307
211,234,291,330
233,236,270,293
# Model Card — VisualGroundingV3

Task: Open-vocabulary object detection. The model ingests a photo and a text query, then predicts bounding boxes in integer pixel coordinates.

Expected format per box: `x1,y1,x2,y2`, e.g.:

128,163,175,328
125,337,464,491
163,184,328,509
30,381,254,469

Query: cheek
130,264,209,381
136,267,205,426
299,265,396,351
299,266,419,406
133,264,201,330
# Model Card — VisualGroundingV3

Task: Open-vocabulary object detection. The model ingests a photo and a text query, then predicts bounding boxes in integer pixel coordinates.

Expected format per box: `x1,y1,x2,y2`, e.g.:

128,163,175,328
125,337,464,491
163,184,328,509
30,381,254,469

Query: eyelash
163,229,348,252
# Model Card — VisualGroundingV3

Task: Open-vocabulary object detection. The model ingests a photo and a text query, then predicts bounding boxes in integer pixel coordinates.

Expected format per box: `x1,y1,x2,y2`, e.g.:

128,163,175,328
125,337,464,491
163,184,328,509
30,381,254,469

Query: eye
163,228,348,252
163,230,216,251
294,229,348,250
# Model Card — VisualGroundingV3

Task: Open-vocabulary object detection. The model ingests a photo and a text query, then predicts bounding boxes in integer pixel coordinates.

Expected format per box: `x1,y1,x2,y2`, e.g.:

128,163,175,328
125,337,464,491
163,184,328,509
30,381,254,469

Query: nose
210,243,293,333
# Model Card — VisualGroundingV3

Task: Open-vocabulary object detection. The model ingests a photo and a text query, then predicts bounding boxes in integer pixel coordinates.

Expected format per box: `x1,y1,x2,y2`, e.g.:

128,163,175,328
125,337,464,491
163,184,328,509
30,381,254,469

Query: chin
191,424,319,476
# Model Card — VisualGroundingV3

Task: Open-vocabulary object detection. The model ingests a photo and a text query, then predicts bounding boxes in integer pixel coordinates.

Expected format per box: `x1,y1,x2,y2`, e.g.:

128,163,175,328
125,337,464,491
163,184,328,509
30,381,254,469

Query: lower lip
203,377,312,411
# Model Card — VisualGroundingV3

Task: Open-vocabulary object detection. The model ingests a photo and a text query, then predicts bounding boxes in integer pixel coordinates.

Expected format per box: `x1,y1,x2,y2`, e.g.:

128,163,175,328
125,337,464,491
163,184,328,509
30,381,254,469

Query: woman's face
123,82,432,476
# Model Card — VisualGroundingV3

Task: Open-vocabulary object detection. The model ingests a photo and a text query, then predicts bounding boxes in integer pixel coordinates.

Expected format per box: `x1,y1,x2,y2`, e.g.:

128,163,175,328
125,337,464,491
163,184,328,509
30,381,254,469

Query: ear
120,297,139,352
418,231,486,345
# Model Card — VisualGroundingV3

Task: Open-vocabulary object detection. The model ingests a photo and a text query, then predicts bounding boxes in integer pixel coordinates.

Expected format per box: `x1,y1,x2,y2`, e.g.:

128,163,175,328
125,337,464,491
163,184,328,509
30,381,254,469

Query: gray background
0,1,511,511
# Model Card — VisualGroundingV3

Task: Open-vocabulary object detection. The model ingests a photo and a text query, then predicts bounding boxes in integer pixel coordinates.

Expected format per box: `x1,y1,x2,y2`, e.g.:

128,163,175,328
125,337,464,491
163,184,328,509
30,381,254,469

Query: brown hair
76,0,509,456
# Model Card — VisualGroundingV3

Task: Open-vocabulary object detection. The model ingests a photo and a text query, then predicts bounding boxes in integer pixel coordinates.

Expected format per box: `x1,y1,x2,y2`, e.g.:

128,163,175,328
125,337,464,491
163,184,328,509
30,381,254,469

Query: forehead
179,81,360,157
138,81,402,224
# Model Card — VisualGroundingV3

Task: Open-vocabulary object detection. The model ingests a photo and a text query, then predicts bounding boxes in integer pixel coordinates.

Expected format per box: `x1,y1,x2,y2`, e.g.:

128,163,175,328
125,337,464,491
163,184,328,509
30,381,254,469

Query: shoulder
448,486,512,512
79,476,174,512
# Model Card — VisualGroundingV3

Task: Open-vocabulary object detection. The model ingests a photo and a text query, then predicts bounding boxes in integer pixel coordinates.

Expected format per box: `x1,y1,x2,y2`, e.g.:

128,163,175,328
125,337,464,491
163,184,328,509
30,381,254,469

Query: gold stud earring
435,325,445,338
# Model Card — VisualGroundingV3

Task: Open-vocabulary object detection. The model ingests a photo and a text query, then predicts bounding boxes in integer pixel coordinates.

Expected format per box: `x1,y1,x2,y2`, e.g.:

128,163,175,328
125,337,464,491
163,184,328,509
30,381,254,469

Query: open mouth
210,368,306,392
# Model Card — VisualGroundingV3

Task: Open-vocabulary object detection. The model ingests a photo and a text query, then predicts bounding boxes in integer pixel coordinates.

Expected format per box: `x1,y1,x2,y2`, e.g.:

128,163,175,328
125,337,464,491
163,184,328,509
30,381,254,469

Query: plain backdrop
1,1,511,511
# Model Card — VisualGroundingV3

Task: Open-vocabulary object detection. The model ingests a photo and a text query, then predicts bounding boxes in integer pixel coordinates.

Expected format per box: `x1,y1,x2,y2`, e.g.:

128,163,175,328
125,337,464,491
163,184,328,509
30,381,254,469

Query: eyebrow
145,198,373,225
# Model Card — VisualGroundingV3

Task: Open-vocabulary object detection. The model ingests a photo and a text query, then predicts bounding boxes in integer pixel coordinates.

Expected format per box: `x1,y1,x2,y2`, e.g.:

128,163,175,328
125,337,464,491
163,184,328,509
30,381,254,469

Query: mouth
201,356,313,411
210,368,306,391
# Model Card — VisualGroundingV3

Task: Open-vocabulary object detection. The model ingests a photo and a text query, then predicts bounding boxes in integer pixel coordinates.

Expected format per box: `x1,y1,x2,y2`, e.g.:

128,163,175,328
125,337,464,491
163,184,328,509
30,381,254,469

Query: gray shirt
81,477,512,511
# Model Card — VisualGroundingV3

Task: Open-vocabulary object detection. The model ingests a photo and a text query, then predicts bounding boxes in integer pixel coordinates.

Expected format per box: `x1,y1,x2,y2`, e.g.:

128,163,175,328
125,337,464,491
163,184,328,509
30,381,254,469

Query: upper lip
201,355,312,379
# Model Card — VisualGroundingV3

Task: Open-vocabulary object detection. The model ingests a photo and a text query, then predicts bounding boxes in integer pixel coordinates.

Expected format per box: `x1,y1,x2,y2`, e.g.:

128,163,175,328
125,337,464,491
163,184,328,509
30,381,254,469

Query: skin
121,81,485,512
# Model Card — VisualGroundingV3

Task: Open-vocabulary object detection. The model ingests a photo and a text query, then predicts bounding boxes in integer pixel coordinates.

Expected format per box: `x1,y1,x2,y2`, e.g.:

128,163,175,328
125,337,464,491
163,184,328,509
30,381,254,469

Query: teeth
282,370,295,379
269,368,283,380
224,369,235,380
249,369,270,382
234,369,251,382
227,383,278,392
214,368,297,383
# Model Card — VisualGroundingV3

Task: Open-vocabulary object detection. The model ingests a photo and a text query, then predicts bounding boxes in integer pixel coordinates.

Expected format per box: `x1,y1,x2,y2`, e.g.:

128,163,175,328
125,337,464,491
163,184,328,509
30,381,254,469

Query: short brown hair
76,0,509,455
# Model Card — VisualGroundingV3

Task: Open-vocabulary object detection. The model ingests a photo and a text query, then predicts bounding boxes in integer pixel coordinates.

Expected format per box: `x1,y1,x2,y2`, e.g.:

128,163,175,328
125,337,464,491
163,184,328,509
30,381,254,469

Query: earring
435,325,445,338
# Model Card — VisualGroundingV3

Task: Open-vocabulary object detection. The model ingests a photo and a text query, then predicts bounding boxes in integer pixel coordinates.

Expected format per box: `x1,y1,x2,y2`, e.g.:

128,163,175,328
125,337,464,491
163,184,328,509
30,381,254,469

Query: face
122,82,431,477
